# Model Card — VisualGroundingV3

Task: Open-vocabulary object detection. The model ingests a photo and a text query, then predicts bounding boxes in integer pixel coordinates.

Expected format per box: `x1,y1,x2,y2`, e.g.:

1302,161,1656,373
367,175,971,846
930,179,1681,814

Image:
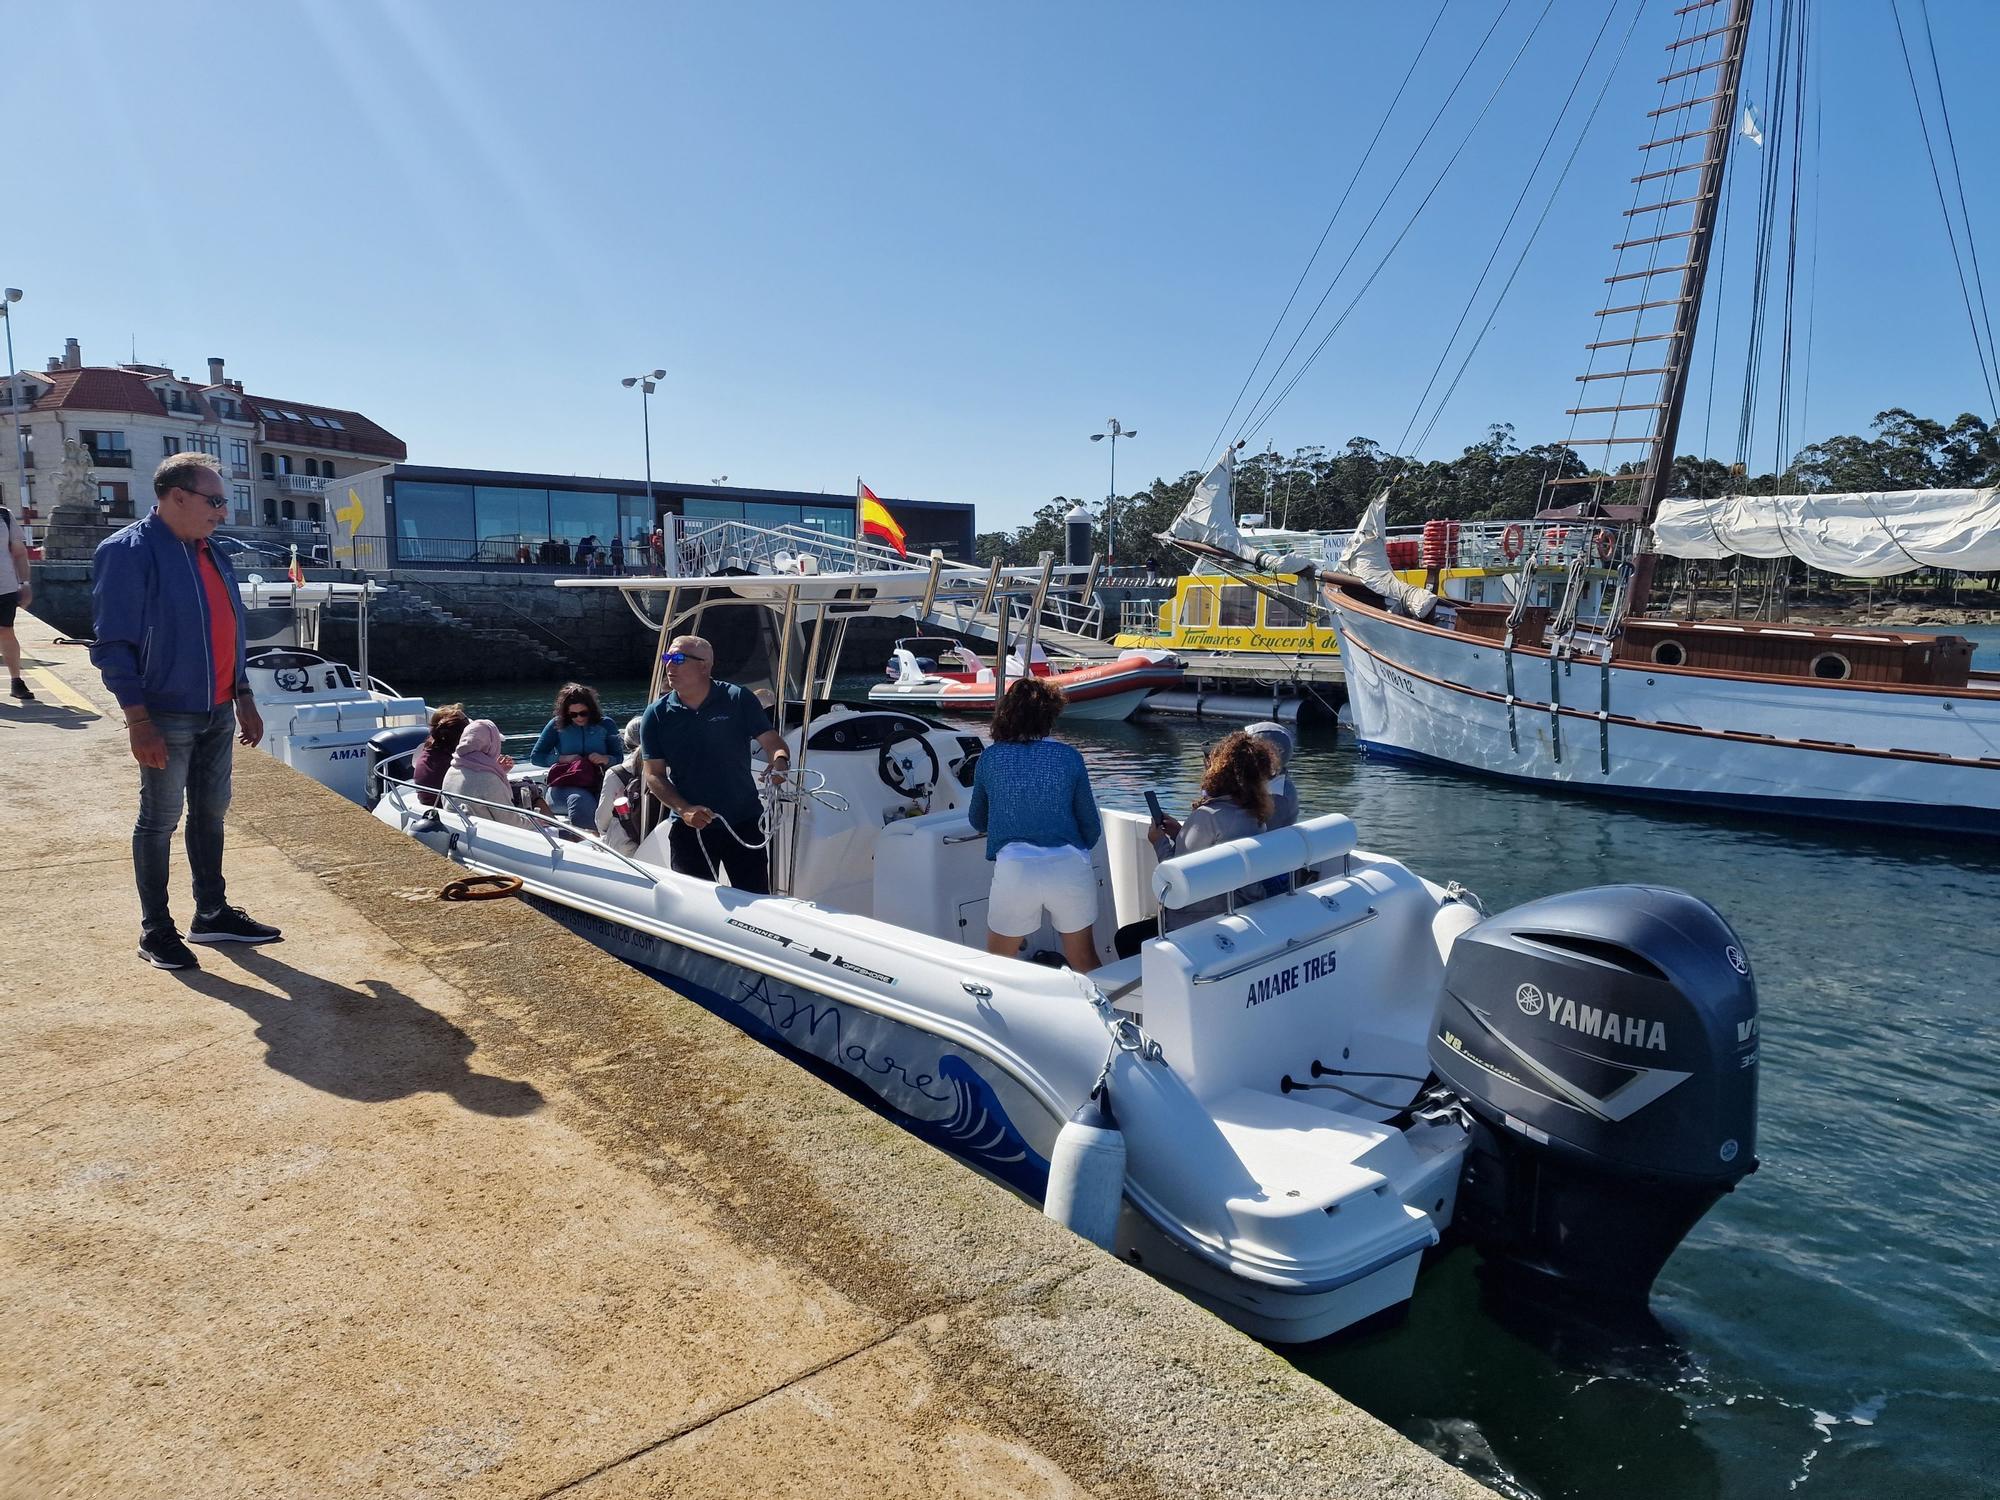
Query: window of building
618,494,655,547
232,483,251,520
191,433,222,459
260,453,275,477
801,504,856,539
281,410,303,422
320,460,335,477
163,436,182,457
307,501,321,524
211,397,238,420
281,499,296,521
474,485,552,560
324,416,346,431
549,488,618,547
1219,586,1256,627
262,497,278,525
18,429,31,468
392,481,476,563
229,439,250,470
307,414,329,428
0,386,11,407
258,406,282,420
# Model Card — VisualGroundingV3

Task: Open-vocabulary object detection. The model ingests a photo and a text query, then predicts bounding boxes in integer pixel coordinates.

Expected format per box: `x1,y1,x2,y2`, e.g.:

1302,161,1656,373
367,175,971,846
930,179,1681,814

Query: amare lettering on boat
1246,946,1337,1009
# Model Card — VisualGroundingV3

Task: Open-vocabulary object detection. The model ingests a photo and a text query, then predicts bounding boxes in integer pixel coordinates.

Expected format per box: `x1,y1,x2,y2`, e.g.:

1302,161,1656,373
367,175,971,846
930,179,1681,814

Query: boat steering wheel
273,666,313,694
879,734,941,798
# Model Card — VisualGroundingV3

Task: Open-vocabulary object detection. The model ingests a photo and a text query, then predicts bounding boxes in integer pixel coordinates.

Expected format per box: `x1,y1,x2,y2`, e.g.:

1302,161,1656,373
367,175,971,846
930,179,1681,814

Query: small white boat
351,570,1761,1344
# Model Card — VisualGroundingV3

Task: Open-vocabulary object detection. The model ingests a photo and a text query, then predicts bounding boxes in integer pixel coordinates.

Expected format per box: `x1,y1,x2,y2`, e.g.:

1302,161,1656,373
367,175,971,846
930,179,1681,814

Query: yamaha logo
1725,945,1749,976
1515,982,1545,1016
1719,1139,1739,1163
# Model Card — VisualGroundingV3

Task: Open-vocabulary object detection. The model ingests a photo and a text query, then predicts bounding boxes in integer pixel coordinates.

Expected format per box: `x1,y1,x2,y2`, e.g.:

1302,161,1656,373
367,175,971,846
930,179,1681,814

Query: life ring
1595,527,1616,562
1501,523,1525,561
440,874,524,901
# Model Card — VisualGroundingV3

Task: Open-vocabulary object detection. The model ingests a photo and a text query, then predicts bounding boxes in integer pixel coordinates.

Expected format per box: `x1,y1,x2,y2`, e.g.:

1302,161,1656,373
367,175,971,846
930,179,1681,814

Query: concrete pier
0,612,1492,1500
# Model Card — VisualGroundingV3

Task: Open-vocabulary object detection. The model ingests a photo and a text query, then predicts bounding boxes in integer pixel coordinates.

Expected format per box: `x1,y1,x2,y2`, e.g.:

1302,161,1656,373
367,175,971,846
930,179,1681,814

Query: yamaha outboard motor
365,725,431,810
1430,885,1758,1304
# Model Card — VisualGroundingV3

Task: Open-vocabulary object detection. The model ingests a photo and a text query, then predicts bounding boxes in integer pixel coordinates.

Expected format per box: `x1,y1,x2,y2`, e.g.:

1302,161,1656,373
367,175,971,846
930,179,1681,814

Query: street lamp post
2,290,25,518
621,368,667,521
1088,418,1136,562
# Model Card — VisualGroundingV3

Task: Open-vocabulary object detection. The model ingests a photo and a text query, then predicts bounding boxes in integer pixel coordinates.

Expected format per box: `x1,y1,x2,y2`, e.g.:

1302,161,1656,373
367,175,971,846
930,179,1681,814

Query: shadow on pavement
0,701,95,730
183,945,544,1118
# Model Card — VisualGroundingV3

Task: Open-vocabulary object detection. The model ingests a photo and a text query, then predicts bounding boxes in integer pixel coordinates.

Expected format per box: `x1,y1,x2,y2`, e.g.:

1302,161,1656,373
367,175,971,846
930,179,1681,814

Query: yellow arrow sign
335,487,365,534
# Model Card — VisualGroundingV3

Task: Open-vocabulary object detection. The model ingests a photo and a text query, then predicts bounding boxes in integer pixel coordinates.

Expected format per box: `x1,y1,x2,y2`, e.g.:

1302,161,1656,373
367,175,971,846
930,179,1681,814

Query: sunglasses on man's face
182,486,228,510
661,651,710,666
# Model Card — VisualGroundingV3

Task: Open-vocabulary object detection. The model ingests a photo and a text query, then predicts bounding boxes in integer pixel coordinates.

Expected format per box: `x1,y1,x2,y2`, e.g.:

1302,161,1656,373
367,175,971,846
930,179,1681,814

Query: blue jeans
134,703,235,936
548,785,599,829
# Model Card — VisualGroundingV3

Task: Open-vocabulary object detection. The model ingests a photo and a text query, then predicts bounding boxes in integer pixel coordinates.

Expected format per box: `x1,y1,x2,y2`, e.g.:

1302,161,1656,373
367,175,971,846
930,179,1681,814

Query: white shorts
988,844,1097,937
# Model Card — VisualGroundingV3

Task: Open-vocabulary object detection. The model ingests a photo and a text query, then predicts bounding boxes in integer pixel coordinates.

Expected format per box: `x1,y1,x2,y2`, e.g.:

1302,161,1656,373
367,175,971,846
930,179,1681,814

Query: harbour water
421,625,2000,1500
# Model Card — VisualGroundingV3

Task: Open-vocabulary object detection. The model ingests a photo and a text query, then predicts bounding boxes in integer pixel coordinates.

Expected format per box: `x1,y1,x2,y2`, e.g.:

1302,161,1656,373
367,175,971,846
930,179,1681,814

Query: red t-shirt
197,541,238,706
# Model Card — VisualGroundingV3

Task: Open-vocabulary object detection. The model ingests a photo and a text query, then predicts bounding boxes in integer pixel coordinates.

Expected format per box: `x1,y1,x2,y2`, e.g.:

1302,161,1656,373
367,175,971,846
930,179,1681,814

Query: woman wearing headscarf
411,703,468,808
967,677,1103,971
440,718,527,826
529,682,623,828
593,715,648,854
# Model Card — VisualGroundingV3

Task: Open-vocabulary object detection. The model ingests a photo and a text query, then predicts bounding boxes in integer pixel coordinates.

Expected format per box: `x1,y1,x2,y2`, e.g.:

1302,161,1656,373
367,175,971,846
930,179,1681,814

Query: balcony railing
88,449,133,469
273,473,327,493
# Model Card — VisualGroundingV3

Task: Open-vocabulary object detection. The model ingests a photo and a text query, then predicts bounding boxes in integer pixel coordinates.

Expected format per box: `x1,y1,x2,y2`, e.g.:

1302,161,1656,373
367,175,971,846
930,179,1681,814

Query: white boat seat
1154,813,1357,911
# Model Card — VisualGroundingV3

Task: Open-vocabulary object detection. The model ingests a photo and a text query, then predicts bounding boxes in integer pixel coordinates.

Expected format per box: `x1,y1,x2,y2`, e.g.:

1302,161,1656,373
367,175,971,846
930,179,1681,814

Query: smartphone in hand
1144,789,1165,823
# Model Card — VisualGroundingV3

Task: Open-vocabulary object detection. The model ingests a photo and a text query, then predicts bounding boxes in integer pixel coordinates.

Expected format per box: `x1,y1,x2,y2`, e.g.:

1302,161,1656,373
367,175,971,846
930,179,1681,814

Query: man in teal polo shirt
640,634,790,892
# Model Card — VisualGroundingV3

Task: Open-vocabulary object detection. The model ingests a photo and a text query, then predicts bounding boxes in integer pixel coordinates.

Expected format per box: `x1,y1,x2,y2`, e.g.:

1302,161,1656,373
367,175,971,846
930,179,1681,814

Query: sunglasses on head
182,486,228,510
661,650,710,665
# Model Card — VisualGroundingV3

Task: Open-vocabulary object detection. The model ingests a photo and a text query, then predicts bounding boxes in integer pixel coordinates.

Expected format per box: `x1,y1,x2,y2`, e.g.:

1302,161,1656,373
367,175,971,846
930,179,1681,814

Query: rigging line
1737,0,1798,470
1392,0,1627,459
1225,0,1525,454
1240,0,1560,447
1407,1,1649,463
1700,125,1742,460
1773,0,1808,482
1200,0,1454,472
1889,0,1999,415
1797,25,1823,454
1915,0,2000,413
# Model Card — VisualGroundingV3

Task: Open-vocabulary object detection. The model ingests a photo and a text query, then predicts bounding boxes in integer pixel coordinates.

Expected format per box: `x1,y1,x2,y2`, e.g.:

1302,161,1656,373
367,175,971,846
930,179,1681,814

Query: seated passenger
411,703,468,808
1116,730,1277,956
968,677,1102,971
440,718,527,826
530,682,623,829
640,634,790,892
594,716,647,855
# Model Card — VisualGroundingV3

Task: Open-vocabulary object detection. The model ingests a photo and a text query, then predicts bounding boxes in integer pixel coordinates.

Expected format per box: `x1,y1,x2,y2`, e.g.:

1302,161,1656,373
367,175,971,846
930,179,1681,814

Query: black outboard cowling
1430,884,1758,1305
366,725,431,809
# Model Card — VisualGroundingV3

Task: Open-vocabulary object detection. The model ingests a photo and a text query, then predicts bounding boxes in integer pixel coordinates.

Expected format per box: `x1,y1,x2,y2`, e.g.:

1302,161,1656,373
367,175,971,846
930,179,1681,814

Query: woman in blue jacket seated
968,677,1103,971
530,682,624,828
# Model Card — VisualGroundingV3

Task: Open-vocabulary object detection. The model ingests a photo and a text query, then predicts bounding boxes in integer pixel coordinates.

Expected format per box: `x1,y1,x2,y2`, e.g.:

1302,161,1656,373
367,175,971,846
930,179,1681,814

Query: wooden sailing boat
1325,0,2000,835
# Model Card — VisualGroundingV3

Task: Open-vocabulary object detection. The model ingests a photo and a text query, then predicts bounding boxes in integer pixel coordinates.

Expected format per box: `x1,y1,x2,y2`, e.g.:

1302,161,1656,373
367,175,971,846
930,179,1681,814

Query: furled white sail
1335,490,1439,619
1651,486,2000,576
1163,449,1320,574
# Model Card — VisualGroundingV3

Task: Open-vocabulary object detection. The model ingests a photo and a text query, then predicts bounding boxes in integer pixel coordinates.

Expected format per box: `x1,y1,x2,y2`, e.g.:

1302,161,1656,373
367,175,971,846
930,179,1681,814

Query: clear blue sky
7,0,1995,529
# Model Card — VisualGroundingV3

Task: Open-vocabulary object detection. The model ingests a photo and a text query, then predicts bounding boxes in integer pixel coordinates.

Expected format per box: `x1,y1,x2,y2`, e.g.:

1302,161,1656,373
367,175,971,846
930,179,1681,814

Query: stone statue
54,436,99,510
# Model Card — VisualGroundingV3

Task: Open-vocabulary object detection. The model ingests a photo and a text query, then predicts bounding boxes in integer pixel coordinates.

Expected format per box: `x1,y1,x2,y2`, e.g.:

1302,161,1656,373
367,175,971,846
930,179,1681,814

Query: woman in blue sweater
967,677,1103,970
529,682,624,828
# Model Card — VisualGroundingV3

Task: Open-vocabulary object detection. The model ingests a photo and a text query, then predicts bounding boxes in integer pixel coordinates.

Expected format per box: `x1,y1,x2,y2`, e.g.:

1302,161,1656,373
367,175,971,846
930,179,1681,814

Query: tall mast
1554,0,1756,523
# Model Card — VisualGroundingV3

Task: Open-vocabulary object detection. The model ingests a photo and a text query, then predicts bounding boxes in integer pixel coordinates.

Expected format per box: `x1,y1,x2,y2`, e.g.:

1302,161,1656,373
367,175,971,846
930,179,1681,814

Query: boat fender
1043,1087,1125,1252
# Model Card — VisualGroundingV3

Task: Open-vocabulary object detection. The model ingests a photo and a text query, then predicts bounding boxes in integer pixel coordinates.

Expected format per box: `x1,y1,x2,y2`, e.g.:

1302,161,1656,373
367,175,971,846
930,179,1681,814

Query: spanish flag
858,482,907,557
288,544,305,586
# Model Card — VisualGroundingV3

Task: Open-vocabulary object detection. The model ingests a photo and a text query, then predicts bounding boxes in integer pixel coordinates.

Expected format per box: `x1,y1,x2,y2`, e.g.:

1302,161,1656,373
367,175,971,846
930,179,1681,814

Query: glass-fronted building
336,465,977,569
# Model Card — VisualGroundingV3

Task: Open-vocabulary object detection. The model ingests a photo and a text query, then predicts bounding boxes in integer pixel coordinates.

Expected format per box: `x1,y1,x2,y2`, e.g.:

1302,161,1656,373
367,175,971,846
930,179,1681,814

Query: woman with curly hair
529,682,623,827
1126,730,1278,946
967,676,1103,970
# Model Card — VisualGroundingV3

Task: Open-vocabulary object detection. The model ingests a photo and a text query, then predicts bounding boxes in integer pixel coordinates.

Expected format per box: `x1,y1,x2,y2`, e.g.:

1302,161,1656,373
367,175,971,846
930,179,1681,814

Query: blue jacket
528,716,624,766
90,511,247,714
967,738,1103,861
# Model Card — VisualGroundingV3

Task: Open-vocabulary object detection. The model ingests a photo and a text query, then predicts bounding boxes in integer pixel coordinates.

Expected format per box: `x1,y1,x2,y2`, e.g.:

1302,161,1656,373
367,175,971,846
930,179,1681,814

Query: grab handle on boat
1188,907,1377,984
943,831,985,845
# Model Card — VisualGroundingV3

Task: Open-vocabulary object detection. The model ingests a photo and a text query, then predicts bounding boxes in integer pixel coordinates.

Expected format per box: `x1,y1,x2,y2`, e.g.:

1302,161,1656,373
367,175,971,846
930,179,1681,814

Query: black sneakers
189,905,284,945
8,678,31,701
139,929,201,970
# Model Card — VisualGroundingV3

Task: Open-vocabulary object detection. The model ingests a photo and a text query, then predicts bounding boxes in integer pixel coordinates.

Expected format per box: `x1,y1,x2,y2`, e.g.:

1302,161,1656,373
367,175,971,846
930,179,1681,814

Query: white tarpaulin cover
1652,487,2000,576
1336,490,1438,618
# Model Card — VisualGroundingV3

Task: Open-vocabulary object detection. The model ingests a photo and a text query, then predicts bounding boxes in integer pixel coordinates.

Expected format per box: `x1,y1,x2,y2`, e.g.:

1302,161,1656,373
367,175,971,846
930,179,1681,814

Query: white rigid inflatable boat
349,573,1761,1344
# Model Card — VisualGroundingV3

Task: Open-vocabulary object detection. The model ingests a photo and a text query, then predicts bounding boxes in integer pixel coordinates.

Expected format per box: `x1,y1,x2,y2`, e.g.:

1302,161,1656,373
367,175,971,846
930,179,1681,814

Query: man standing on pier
91,452,282,971
640,634,789,893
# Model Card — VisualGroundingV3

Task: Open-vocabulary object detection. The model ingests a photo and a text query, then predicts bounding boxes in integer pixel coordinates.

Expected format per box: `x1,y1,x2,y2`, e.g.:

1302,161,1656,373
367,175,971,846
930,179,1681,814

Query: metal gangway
666,516,1122,660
